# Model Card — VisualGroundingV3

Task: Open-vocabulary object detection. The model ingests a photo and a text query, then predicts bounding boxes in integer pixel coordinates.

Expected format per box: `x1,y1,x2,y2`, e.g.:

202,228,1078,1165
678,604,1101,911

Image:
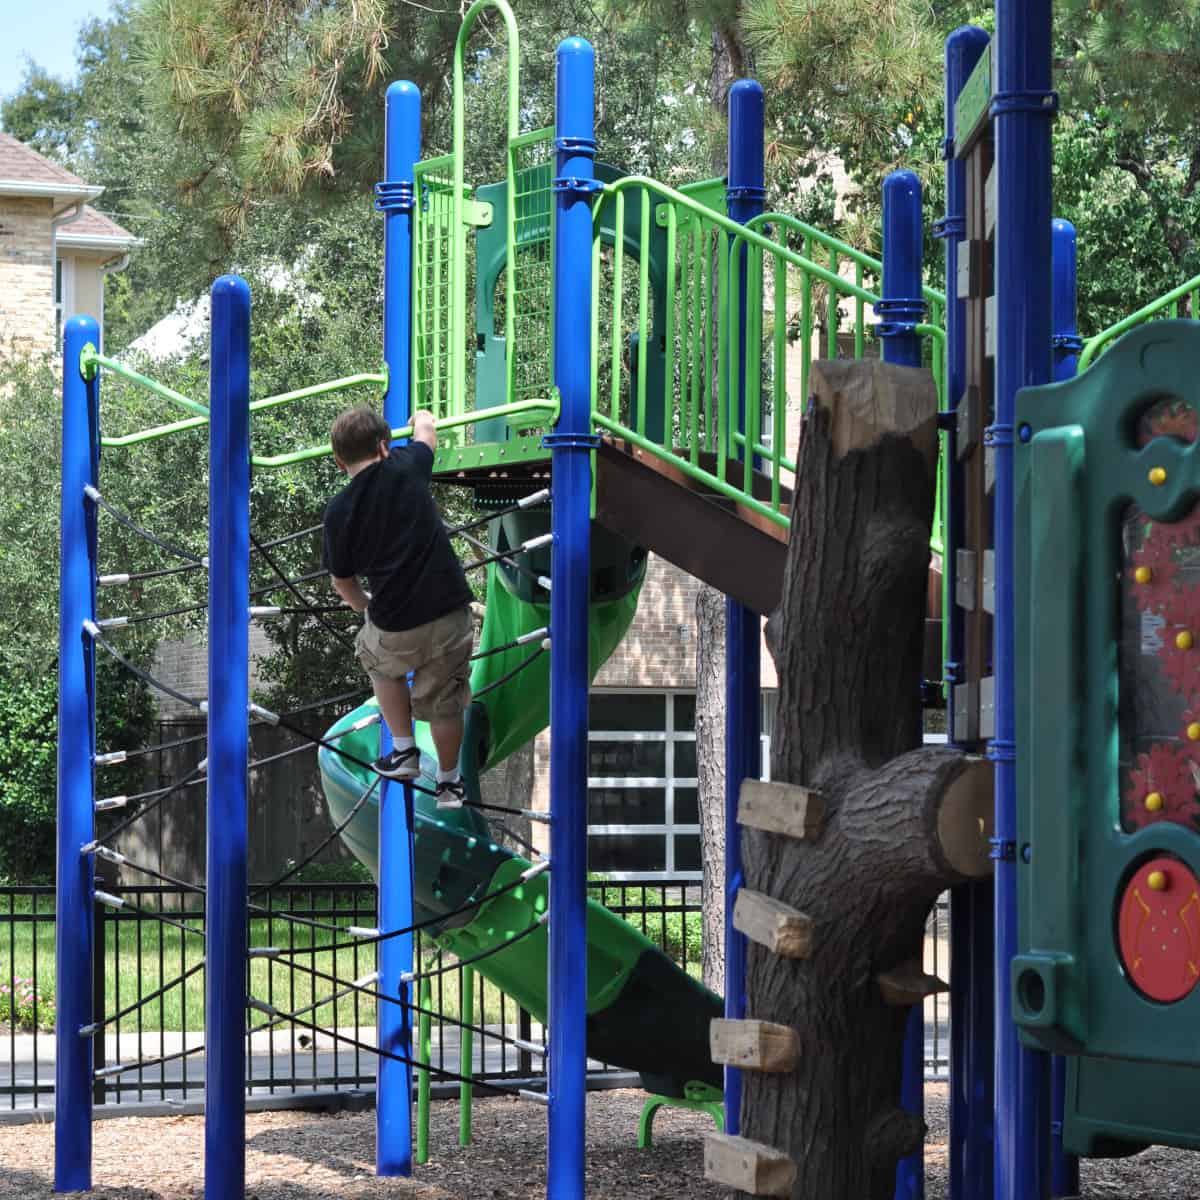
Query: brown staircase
593,437,791,616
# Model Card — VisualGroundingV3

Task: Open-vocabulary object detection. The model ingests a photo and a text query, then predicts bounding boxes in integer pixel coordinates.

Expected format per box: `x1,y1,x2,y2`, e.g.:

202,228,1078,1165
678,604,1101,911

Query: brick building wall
0,197,55,356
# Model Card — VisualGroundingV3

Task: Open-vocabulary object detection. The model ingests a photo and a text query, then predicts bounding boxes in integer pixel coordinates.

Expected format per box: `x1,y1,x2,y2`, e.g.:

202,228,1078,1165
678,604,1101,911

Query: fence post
546,35,598,1200
375,77,421,1178
56,313,100,1192
723,76,765,1139
880,167,928,1200
939,25,995,1200
206,274,251,1200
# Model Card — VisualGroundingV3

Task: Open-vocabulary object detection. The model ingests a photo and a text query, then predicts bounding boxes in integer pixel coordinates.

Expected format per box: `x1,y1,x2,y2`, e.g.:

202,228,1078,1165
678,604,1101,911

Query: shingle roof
58,205,135,244
0,132,89,188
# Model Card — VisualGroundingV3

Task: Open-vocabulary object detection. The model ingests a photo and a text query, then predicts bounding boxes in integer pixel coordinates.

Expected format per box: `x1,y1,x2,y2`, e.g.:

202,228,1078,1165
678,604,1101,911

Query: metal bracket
373,181,415,213
989,90,1060,118
555,135,597,157
1052,333,1084,352
542,432,602,451
932,215,966,242
726,184,767,203
875,297,926,341
984,422,1013,448
551,176,604,197
989,837,1017,862
462,198,494,228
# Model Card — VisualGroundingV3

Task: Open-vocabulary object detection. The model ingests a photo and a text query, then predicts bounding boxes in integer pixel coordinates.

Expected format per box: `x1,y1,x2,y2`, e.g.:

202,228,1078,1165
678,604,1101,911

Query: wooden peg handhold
738,779,826,840
875,959,949,1007
710,1018,800,1072
733,889,814,959
704,1132,797,1196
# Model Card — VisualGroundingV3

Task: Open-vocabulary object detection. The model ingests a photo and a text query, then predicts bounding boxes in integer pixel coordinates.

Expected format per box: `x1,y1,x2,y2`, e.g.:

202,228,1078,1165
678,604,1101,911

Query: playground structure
50,1,1200,1198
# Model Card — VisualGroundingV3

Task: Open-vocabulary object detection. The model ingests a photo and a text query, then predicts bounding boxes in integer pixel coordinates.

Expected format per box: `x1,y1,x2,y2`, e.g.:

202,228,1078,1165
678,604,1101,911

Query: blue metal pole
938,26,994,1200
880,167,928,1200
375,78,421,1179
56,314,100,1193
723,77,765,1139
206,275,251,1200
546,36,596,1200
1048,215,1081,1200
992,3,1054,1197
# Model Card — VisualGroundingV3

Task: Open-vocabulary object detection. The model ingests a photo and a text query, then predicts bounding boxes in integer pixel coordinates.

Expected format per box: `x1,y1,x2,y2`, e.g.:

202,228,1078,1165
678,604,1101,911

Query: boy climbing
323,405,473,806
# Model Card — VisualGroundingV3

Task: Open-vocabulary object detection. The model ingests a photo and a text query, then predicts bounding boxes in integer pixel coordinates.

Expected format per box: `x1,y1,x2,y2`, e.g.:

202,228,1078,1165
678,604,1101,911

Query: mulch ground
3,1085,1199,1198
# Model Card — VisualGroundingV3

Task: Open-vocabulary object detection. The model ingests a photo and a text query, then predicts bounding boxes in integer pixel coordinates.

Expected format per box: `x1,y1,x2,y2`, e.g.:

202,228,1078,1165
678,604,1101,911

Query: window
585,689,776,881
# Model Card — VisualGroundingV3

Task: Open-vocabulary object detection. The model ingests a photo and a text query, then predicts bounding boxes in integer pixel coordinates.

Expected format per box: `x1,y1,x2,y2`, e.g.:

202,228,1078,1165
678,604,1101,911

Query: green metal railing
81,345,209,419
589,175,947,540
1078,272,1200,373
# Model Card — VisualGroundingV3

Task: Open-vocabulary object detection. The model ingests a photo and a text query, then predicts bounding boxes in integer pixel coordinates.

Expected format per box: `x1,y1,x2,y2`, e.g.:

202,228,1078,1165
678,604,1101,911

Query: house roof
57,205,138,255
0,132,103,210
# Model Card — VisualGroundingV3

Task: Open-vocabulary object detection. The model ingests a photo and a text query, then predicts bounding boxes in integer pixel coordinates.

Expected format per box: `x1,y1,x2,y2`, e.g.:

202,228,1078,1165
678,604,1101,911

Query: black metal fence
1,881,950,1115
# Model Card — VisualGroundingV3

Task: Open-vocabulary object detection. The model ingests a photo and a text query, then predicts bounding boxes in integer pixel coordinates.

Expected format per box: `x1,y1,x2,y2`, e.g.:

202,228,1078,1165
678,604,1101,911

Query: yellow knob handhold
1146,792,1164,813
1135,566,1153,584
1188,723,1200,742
1178,631,1194,651
1148,870,1169,892
1149,466,1168,486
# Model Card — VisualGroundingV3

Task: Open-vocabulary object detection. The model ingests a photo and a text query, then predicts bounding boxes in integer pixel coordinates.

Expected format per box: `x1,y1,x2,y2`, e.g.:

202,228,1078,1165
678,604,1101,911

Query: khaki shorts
355,606,473,721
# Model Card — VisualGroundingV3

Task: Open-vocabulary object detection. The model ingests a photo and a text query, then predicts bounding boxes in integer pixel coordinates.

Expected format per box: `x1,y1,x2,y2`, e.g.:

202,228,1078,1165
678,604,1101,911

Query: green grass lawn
1,890,702,1035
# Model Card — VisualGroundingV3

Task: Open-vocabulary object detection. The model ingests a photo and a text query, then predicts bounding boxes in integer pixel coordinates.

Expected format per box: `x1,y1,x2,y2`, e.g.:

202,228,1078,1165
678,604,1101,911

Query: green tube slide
317,512,722,1098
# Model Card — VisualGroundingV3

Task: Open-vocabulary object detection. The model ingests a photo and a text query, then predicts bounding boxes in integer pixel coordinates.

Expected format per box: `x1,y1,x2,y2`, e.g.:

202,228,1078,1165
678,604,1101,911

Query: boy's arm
412,409,437,452
331,575,370,614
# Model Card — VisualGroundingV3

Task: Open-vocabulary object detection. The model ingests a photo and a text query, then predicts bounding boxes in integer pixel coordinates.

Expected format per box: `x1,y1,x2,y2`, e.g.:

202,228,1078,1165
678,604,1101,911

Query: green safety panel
1014,319,1200,1154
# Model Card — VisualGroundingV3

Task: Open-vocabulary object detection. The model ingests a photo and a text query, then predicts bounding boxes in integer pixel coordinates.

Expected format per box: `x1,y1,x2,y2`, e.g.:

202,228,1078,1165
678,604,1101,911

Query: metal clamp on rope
519,1089,550,1106
1052,333,1084,352
989,89,1059,119
94,890,126,909
989,837,1017,862
521,533,554,554
248,946,283,959
511,1038,546,1057
248,997,281,1018
983,422,1013,448
551,175,604,197
353,970,381,990
250,703,281,725
348,926,380,938
98,574,130,588
875,297,926,340
536,575,553,593
97,616,129,630
518,487,551,509
95,750,127,767
521,858,551,882
83,484,102,503
351,713,383,732
374,181,415,213
516,626,550,647
249,606,282,618
95,1062,131,1079
95,795,129,813
931,215,965,241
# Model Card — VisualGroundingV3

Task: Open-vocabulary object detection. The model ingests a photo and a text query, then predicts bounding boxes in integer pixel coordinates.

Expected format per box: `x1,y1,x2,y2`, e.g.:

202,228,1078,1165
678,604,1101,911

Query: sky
0,0,107,104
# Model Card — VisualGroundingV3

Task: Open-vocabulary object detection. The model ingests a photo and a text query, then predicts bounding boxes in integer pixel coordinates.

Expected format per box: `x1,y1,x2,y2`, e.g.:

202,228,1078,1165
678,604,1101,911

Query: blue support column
723,78,765,1139
205,275,251,1200
938,26,995,1200
879,168,928,1200
375,78,421,1179
545,36,597,1200
992,3,1054,1197
56,315,100,1193
1048,216,1081,1200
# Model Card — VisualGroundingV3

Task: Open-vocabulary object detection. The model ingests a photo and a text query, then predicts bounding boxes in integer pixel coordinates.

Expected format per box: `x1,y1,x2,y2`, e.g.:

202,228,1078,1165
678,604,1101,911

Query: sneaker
435,777,466,809
372,746,421,780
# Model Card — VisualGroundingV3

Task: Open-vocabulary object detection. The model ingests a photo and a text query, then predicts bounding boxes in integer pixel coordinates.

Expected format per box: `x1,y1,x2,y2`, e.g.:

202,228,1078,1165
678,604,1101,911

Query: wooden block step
704,1132,797,1196
733,889,814,959
875,958,950,1007
738,779,826,840
710,1018,800,1072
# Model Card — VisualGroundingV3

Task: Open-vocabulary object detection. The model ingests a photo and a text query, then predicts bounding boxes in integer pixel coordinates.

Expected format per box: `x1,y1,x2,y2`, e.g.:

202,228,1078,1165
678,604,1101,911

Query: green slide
317,511,722,1097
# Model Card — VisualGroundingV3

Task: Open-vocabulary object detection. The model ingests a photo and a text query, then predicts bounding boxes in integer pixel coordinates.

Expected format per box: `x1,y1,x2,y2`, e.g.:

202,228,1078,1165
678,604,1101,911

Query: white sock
437,765,461,784
392,736,415,751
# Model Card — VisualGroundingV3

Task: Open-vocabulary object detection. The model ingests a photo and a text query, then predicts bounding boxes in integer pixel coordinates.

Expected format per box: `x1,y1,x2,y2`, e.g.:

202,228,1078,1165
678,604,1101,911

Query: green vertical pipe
773,253,786,510
826,243,838,357
590,231,602,412
855,262,865,357
716,227,730,485
611,190,625,421
746,245,763,497
679,212,691,451
663,202,677,447
636,189,651,437
800,235,813,410
691,222,703,463
459,966,475,1146
417,975,432,1165
703,222,714,454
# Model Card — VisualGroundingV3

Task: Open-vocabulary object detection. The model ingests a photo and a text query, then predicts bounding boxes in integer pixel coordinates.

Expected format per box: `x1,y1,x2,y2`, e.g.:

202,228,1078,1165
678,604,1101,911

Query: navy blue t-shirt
322,442,472,631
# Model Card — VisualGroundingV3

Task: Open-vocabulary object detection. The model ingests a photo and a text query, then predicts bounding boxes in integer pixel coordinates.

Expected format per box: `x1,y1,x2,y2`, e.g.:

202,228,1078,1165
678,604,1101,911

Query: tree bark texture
696,583,727,994
739,360,990,1199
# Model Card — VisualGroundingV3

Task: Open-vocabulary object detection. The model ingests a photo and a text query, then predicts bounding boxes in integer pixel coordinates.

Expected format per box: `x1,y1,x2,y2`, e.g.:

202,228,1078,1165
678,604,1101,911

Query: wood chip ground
2,1085,1198,1198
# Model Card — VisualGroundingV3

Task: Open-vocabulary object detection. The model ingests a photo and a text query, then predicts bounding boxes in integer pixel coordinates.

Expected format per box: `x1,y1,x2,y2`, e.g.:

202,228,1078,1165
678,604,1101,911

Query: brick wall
0,197,55,357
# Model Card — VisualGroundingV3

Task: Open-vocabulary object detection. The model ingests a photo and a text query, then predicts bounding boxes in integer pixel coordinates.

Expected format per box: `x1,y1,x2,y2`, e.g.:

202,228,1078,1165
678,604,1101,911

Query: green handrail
99,370,388,449
249,395,559,469
81,344,209,419
1078,271,1200,372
